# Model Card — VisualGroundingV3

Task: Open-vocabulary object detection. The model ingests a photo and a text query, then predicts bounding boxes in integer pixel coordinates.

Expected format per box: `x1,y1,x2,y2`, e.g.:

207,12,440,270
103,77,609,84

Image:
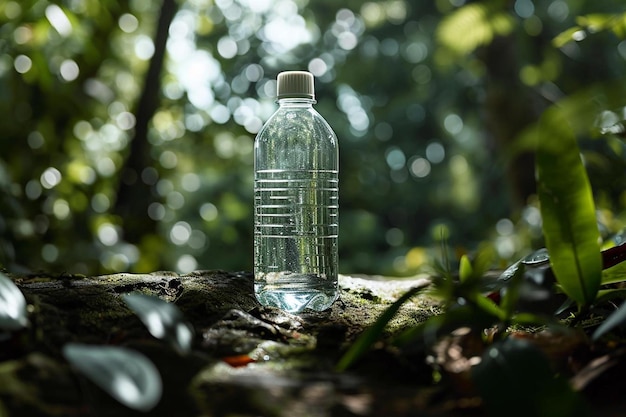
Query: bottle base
254,279,338,313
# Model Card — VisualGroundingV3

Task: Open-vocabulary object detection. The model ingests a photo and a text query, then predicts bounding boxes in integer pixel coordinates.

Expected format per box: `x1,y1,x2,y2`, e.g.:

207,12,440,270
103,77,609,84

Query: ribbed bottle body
254,100,339,313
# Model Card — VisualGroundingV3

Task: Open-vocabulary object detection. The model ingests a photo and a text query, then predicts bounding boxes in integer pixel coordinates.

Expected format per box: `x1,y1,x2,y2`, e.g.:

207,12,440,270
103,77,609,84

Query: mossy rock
0,270,439,417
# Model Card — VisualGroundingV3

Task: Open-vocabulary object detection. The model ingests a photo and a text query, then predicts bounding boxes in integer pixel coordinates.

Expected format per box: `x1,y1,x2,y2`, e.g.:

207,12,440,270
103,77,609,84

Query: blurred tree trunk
113,0,178,243
481,35,544,209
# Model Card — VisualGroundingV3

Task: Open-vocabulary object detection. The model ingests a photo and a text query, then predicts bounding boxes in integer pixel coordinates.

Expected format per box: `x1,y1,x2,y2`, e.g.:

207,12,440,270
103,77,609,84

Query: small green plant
337,24,626,414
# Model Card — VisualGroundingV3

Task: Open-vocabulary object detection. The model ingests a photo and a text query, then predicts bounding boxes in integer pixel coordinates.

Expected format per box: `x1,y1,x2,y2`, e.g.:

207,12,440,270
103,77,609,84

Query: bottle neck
277,97,316,107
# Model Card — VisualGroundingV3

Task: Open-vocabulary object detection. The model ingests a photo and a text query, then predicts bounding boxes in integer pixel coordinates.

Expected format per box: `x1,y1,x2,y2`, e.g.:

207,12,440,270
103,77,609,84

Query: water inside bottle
254,168,338,313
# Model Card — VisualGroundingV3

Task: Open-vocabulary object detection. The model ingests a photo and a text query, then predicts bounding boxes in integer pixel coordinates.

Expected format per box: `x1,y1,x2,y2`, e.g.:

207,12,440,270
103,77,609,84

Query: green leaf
576,14,616,32
536,107,602,305
592,300,626,341
474,294,505,321
552,26,583,48
472,338,588,417
436,3,515,56
123,293,194,355
513,80,626,156
459,254,473,283
576,13,626,39
459,245,495,285
336,286,424,372
0,272,28,331
601,261,626,286
594,288,626,305
393,303,501,349
499,263,524,320
553,13,626,48
63,343,162,412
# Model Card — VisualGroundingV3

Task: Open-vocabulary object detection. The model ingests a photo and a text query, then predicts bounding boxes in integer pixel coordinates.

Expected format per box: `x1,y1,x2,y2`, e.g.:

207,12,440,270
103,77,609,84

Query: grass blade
336,286,424,372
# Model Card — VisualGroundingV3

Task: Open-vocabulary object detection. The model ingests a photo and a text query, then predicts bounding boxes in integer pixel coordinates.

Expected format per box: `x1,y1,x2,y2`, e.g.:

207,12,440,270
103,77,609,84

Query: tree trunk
113,0,178,244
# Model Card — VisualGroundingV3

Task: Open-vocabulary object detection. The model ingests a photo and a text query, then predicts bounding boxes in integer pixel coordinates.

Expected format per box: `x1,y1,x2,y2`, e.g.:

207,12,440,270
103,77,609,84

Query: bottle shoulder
256,106,337,142
271,105,322,119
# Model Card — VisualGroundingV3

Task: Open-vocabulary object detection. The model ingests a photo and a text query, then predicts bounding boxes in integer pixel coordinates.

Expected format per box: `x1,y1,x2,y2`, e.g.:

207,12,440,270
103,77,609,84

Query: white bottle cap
276,71,315,100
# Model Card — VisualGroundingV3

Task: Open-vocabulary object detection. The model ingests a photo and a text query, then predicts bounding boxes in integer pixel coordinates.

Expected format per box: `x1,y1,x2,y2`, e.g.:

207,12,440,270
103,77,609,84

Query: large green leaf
536,107,602,305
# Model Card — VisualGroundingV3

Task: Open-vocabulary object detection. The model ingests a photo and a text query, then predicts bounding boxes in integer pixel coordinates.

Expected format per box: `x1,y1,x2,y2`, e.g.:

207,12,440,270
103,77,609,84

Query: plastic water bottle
254,71,339,313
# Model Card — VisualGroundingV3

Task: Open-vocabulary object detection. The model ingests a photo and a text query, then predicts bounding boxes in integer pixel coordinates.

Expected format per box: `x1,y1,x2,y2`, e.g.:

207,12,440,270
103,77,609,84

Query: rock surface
0,270,444,417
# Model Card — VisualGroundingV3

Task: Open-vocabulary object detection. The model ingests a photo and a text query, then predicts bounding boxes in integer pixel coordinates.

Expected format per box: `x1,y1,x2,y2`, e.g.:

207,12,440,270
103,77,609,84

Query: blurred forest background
1,0,625,276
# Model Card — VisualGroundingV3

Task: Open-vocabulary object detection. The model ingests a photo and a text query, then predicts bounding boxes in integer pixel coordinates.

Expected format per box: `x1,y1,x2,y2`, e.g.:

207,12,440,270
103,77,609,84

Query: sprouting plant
337,247,586,415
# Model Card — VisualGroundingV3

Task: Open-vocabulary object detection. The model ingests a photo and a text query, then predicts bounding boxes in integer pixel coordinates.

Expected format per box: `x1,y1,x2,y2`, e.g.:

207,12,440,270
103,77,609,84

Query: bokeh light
1,0,623,278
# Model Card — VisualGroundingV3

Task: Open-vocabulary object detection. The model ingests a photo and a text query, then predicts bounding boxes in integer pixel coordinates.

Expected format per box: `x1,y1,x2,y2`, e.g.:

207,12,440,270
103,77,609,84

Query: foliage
123,293,194,354
536,106,602,305
554,12,626,47
0,272,27,331
1,271,172,411
336,5,626,411
472,338,588,417
63,343,163,412
336,284,424,372
592,299,626,341
436,1,515,57
3,0,625,408
2,0,625,277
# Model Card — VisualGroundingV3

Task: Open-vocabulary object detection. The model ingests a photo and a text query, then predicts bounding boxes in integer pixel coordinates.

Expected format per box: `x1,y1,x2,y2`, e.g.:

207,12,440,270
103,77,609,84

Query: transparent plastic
254,93,339,313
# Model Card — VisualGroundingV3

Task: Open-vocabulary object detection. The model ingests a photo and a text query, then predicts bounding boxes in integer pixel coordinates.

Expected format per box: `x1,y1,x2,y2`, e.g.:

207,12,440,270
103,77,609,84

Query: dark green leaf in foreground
536,107,602,305
336,286,424,372
123,293,194,355
472,338,588,417
63,343,162,412
592,299,626,341
0,272,28,331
